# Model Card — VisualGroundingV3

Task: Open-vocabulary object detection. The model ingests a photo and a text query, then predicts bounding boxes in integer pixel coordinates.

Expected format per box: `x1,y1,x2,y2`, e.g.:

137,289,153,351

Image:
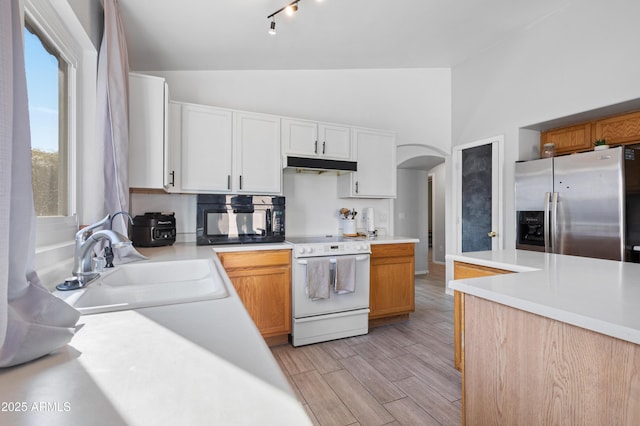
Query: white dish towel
335,256,356,294
306,258,331,300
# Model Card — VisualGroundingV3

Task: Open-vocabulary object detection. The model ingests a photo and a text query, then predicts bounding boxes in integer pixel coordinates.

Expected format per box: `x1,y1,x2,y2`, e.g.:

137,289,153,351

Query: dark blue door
461,144,492,252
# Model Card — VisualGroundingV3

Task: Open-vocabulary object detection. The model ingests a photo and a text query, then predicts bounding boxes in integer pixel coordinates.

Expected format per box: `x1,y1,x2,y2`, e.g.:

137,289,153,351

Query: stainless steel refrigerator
515,145,640,262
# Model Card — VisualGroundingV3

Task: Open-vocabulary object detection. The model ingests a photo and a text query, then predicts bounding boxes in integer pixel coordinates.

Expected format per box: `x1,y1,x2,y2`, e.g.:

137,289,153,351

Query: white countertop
447,250,640,345
366,235,420,245
1,244,310,425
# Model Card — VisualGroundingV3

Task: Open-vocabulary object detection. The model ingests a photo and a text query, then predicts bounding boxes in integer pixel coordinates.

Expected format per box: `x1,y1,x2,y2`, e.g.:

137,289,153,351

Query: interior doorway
395,148,446,276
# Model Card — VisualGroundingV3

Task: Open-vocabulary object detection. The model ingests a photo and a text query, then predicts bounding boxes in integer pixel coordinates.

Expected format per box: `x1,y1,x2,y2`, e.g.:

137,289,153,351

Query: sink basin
55,258,228,315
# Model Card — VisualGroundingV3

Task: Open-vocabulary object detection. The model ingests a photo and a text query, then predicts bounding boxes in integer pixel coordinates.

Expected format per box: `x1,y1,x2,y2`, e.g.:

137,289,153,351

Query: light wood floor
271,260,461,425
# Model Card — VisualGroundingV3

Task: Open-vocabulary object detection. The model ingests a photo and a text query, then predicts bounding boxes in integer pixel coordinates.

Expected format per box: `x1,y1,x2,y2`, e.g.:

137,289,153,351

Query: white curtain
97,0,144,263
0,0,80,368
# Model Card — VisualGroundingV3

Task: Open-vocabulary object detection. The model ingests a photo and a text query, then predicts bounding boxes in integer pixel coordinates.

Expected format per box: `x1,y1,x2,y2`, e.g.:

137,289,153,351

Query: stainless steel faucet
105,211,134,267
56,215,132,291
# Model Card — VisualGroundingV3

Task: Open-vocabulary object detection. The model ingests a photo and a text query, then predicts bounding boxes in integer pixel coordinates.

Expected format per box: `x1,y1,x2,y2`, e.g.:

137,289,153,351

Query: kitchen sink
55,258,228,315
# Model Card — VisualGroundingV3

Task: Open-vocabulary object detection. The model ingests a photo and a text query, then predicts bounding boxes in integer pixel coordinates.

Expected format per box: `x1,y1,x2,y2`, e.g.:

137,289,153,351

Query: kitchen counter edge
447,250,640,345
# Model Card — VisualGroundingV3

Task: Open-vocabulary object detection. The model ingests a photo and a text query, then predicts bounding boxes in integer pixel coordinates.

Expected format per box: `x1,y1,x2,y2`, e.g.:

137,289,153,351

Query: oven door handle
294,308,371,323
296,255,369,265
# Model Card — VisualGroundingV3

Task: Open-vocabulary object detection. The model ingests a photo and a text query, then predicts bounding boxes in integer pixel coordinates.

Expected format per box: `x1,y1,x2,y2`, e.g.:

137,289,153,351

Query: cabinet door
319,124,351,160
369,244,415,319
594,111,640,145
281,118,319,157
164,101,181,192
128,73,167,189
453,261,513,371
218,250,292,340
180,104,233,192
339,128,396,198
225,265,291,338
234,112,281,194
541,123,592,156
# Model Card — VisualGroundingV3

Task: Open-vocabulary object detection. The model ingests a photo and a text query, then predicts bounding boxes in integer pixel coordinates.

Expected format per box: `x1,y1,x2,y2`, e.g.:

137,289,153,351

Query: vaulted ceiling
119,0,569,71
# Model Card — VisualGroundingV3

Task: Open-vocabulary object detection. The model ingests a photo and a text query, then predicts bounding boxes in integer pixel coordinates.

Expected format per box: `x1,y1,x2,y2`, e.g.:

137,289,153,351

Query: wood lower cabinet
369,243,415,326
217,250,291,345
464,295,640,424
453,261,513,371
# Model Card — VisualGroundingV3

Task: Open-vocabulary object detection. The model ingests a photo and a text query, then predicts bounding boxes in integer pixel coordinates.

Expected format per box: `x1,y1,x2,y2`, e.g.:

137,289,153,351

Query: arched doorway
395,145,447,275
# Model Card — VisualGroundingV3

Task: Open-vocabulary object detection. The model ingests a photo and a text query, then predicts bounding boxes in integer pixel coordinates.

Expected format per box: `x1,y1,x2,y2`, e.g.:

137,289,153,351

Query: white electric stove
287,236,371,346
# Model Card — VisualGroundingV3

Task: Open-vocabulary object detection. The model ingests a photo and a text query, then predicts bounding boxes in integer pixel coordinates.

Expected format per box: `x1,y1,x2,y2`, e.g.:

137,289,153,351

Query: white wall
395,170,428,273
67,0,102,49
131,68,451,238
130,173,392,240
448,0,640,263
283,171,391,237
429,163,446,263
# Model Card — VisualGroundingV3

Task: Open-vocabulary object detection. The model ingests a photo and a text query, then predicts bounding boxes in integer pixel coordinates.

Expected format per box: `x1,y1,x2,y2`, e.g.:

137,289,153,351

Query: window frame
24,0,97,268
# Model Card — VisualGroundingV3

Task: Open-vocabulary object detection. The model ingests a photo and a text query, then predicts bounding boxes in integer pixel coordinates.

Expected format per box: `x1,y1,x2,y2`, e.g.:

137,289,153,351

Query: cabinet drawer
218,250,291,269
371,243,414,259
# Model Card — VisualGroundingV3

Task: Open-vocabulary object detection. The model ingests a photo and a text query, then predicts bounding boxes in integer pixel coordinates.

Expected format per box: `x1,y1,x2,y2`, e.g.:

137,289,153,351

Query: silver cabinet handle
314,140,318,154
169,171,175,187
322,141,326,154
355,181,359,194
239,175,243,190
227,175,231,190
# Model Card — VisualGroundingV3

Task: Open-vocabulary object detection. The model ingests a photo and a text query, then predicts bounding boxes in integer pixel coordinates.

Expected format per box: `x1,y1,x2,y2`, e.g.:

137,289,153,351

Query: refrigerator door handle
550,192,559,254
544,192,551,252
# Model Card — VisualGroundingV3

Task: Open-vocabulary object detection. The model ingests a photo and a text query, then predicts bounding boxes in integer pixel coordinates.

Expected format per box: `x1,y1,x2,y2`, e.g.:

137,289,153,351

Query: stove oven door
292,254,370,318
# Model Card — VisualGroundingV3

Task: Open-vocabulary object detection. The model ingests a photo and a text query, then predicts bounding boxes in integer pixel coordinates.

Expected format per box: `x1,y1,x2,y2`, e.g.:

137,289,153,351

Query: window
22,0,97,266
24,21,69,217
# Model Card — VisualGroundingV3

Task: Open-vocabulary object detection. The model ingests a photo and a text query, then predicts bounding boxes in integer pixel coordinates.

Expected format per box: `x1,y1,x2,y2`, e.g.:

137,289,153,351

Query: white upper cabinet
180,103,233,192
128,73,168,190
174,103,282,195
234,111,281,194
130,79,393,199
338,128,397,198
282,118,351,160
319,124,351,160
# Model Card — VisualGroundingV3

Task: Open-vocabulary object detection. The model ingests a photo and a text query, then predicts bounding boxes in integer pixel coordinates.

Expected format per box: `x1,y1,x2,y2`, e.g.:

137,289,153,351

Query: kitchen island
448,250,640,425
0,244,310,425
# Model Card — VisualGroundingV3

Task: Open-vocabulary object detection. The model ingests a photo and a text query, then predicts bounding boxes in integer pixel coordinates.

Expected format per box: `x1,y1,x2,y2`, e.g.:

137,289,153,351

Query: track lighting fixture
267,0,301,35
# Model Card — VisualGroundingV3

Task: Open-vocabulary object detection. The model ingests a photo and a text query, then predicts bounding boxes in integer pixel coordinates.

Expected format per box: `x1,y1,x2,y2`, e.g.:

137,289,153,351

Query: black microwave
196,195,285,245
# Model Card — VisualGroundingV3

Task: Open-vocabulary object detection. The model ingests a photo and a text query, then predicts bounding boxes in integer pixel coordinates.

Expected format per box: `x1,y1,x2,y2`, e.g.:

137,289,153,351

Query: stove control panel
293,242,371,258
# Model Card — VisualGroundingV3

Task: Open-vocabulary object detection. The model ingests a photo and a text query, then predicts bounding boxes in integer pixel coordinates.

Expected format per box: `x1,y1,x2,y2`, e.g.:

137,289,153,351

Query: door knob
488,231,497,238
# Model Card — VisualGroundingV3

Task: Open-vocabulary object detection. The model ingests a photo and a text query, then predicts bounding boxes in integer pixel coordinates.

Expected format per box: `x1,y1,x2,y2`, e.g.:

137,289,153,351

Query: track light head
268,20,277,35
285,4,298,15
